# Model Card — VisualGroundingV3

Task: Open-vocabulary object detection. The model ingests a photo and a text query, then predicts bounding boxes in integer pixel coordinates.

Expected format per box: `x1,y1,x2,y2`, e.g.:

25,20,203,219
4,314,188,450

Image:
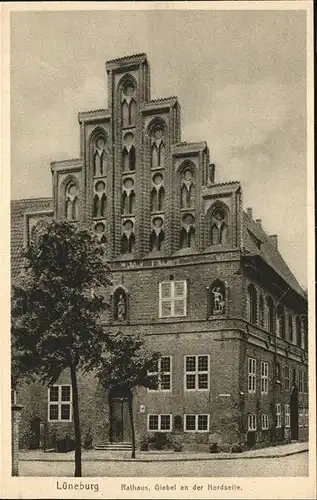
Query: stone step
94,443,132,451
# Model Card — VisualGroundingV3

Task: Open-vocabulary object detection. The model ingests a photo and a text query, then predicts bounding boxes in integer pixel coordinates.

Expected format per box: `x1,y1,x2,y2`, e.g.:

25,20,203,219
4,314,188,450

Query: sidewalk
19,441,308,462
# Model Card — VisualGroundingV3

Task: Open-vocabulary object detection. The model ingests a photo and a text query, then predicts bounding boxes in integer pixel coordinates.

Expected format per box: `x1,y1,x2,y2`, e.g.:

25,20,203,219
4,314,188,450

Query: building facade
11,54,308,452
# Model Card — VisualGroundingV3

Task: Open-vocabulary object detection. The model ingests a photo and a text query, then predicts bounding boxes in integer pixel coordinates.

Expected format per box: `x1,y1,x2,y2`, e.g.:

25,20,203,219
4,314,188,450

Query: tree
96,331,161,458
11,221,111,476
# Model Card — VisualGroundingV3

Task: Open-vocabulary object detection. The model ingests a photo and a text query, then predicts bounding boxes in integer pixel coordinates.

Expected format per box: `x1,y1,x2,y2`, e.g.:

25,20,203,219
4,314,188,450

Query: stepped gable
242,211,305,298
11,198,53,279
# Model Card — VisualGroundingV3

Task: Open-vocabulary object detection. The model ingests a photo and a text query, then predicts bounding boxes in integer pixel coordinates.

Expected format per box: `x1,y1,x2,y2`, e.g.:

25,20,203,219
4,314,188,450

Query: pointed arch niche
59,175,80,222
147,118,167,171
118,75,138,129
205,201,230,248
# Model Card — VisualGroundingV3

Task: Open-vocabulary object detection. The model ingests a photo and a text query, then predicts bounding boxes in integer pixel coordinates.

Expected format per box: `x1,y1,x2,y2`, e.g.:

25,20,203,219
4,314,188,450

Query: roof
242,211,305,298
11,198,53,279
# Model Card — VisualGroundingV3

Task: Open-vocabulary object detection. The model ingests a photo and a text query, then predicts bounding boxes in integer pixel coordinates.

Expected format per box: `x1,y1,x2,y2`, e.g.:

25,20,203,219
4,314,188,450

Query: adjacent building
11,53,308,452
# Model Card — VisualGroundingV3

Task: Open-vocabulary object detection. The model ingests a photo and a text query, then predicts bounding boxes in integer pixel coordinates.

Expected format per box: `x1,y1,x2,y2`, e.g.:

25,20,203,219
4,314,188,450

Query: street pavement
19,452,308,477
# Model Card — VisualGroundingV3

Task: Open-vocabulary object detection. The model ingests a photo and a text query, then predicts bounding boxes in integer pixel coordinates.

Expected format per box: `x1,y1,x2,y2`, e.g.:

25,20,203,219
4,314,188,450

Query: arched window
247,284,257,324
180,214,195,249
129,191,136,214
150,124,166,169
113,287,128,322
276,305,285,339
158,187,165,211
295,317,302,347
259,295,265,327
265,296,274,333
209,280,226,316
150,229,165,252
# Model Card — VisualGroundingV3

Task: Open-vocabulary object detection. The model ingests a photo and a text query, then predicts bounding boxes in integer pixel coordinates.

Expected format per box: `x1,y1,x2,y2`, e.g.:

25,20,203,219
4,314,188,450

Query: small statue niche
210,281,226,316
113,289,128,321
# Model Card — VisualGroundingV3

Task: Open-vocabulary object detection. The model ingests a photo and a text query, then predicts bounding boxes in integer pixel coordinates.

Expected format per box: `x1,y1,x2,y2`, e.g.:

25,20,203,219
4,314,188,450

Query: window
248,414,257,431
276,403,281,428
285,405,290,428
295,317,302,347
159,280,187,318
299,408,304,427
248,358,256,393
147,414,172,432
266,296,274,333
288,314,293,343
284,366,290,391
261,362,268,394
148,356,172,391
304,369,308,393
48,385,72,422
304,408,309,427
276,304,285,339
247,284,257,324
259,296,265,327
261,414,269,430
184,355,209,391
184,414,209,432
299,368,304,392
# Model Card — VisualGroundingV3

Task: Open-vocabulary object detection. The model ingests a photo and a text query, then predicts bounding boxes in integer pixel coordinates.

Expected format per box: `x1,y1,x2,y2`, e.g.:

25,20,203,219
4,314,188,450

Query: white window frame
248,358,256,394
261,361,268,394
147,414,172,432
261,414,269,430
248,413,257,431
159,280,187,318
48,385,72,422
276,403,281,428
184,354,210,391
184,414,210,432
148,356,172,392
284,365,290,391
285,404,290,428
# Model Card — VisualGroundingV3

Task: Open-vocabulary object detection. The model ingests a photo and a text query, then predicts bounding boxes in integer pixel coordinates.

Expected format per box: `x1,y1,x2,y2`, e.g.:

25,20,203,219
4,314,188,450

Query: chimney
247,207,253,219
255,219,262,228
269,235,278,248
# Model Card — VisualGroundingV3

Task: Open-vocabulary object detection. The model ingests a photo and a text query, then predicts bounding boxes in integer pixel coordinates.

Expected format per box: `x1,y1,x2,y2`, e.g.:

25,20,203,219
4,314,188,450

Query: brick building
11,53,308,452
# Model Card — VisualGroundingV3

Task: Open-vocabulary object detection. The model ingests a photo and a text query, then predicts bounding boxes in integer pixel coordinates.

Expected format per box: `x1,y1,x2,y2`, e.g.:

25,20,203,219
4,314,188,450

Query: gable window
299,368,304,392
304,369,308,393
288,314,294,343
184,355,209,391
261,361,268,394
48,385,72,422
261,414,269,430
247,284,257,324
248,358,256,393
285,405,290,428
259,295,265,327
184,414,209,432
276,403,281,428
295,317,302,347
248,414,257,431
159,280,187,318
148,356,172,392
276,304,285,339
147,414,171,432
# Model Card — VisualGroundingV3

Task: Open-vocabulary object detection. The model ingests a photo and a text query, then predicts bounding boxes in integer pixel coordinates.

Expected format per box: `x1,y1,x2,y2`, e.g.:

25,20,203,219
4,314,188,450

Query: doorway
109,387,132,443
290,385,299,441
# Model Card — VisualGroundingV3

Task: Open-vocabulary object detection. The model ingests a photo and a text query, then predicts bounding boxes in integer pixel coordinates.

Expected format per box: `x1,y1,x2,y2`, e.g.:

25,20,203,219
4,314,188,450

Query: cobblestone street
19,451,308,477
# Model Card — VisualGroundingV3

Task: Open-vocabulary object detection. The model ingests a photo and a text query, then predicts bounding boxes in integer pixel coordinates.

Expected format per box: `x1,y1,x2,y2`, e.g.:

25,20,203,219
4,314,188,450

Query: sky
10,7,308,287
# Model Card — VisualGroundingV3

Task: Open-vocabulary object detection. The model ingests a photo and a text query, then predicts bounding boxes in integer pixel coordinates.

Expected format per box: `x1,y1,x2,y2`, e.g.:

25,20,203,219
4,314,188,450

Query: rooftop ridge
148,96,178,104
106,53,147,65
78,108,108,115
11,197,53,203
50,158,81,165
211,180,240,186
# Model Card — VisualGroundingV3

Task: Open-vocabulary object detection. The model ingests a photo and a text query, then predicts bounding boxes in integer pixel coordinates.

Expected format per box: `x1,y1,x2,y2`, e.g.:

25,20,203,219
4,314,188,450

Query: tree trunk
70,363,82,476
128,394,136,459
